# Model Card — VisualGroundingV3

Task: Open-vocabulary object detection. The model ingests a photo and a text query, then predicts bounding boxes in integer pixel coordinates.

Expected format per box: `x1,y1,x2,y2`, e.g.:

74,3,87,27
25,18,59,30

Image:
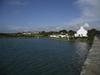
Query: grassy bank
0,33,49,38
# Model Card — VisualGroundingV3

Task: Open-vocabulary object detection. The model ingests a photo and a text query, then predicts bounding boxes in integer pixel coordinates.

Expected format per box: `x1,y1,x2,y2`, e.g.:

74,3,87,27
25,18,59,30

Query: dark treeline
0,33,17,38
87,29,97,45
39,30,75,35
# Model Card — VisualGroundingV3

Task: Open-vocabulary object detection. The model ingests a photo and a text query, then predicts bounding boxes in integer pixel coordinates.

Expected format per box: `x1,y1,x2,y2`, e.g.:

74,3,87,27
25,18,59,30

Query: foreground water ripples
0,38,90,75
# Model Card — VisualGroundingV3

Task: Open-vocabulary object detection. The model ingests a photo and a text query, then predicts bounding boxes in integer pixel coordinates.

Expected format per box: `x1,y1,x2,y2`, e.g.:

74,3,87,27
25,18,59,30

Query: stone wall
80,37,100,75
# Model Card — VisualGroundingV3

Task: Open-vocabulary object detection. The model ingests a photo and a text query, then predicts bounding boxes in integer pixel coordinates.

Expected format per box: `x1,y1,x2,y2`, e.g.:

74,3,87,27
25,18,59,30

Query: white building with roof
74,26,88,37
22,32,32,35
50,34,69,38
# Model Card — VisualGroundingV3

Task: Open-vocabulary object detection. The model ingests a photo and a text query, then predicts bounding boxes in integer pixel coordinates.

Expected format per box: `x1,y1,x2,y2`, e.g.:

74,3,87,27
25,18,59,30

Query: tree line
0,29,99,39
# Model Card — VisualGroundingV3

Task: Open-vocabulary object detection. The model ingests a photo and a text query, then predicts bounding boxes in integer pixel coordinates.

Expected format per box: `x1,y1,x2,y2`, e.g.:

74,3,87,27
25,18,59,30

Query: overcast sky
0,0,100,32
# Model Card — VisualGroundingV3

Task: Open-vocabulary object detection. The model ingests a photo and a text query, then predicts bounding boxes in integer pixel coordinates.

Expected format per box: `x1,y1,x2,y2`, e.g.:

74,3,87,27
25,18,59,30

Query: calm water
0,38,90,75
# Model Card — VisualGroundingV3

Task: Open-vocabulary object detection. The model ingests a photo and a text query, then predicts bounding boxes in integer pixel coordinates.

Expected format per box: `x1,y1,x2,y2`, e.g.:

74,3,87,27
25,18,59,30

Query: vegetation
87,29,97,44
96,30,100,38
68,30,76,40
0,29,99,43
59,30,67,34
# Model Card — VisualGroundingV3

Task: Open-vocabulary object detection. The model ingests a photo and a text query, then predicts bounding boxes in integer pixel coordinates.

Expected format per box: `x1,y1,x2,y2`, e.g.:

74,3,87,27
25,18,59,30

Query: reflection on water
75,42,89,57
0,38,90,75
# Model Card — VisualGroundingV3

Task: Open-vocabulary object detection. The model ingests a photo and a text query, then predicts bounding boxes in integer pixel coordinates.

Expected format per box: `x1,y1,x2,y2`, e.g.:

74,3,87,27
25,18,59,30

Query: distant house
58,34,69,38
50,35,59,38
74,26,88,37
50,34,69,38
22,32,32,35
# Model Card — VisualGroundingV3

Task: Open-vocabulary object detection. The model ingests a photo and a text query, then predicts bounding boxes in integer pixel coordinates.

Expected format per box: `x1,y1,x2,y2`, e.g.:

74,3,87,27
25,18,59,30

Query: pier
80,36,100,75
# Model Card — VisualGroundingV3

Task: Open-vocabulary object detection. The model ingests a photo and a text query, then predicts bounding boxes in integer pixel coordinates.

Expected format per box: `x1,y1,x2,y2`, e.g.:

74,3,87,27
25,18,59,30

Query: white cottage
49,35,59,38
50,34,69,38
75,26,88,37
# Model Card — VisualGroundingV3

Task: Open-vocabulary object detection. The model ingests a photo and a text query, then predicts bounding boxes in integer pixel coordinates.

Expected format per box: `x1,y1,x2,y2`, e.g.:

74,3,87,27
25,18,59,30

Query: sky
0,0,100,33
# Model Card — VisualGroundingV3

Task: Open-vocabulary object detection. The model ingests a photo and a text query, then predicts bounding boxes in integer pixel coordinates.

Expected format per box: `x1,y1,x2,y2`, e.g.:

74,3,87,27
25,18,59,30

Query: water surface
0,38,89,75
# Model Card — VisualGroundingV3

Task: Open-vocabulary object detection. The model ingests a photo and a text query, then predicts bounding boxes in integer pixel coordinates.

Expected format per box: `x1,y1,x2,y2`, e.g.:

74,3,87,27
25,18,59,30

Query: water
0,38,90,75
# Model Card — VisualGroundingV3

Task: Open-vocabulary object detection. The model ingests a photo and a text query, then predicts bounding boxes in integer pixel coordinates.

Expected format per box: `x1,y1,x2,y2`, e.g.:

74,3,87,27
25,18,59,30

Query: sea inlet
0,38,90,75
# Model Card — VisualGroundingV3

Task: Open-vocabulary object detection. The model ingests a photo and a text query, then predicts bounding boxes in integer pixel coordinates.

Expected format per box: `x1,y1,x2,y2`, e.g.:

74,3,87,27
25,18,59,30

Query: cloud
68,0,100,27
83,23,90,27
77,0,100,18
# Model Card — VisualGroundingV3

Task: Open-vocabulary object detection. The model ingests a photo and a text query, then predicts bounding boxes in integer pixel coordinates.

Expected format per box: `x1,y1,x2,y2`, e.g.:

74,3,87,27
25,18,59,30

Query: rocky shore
80,36,100,75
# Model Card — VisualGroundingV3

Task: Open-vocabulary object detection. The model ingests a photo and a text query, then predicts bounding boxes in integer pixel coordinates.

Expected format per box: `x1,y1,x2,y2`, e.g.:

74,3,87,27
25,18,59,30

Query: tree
68,30,75,36
59,30,67,34
87,29,96,37
96,30,100,37
67,30,76,39
87,29,97,43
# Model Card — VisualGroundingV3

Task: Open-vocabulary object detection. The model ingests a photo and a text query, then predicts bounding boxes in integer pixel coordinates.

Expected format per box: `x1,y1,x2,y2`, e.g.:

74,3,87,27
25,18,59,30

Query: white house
22,32,32,35
58,34,69,38
50,34,69,38
49,35,59,38
74,26,88,37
